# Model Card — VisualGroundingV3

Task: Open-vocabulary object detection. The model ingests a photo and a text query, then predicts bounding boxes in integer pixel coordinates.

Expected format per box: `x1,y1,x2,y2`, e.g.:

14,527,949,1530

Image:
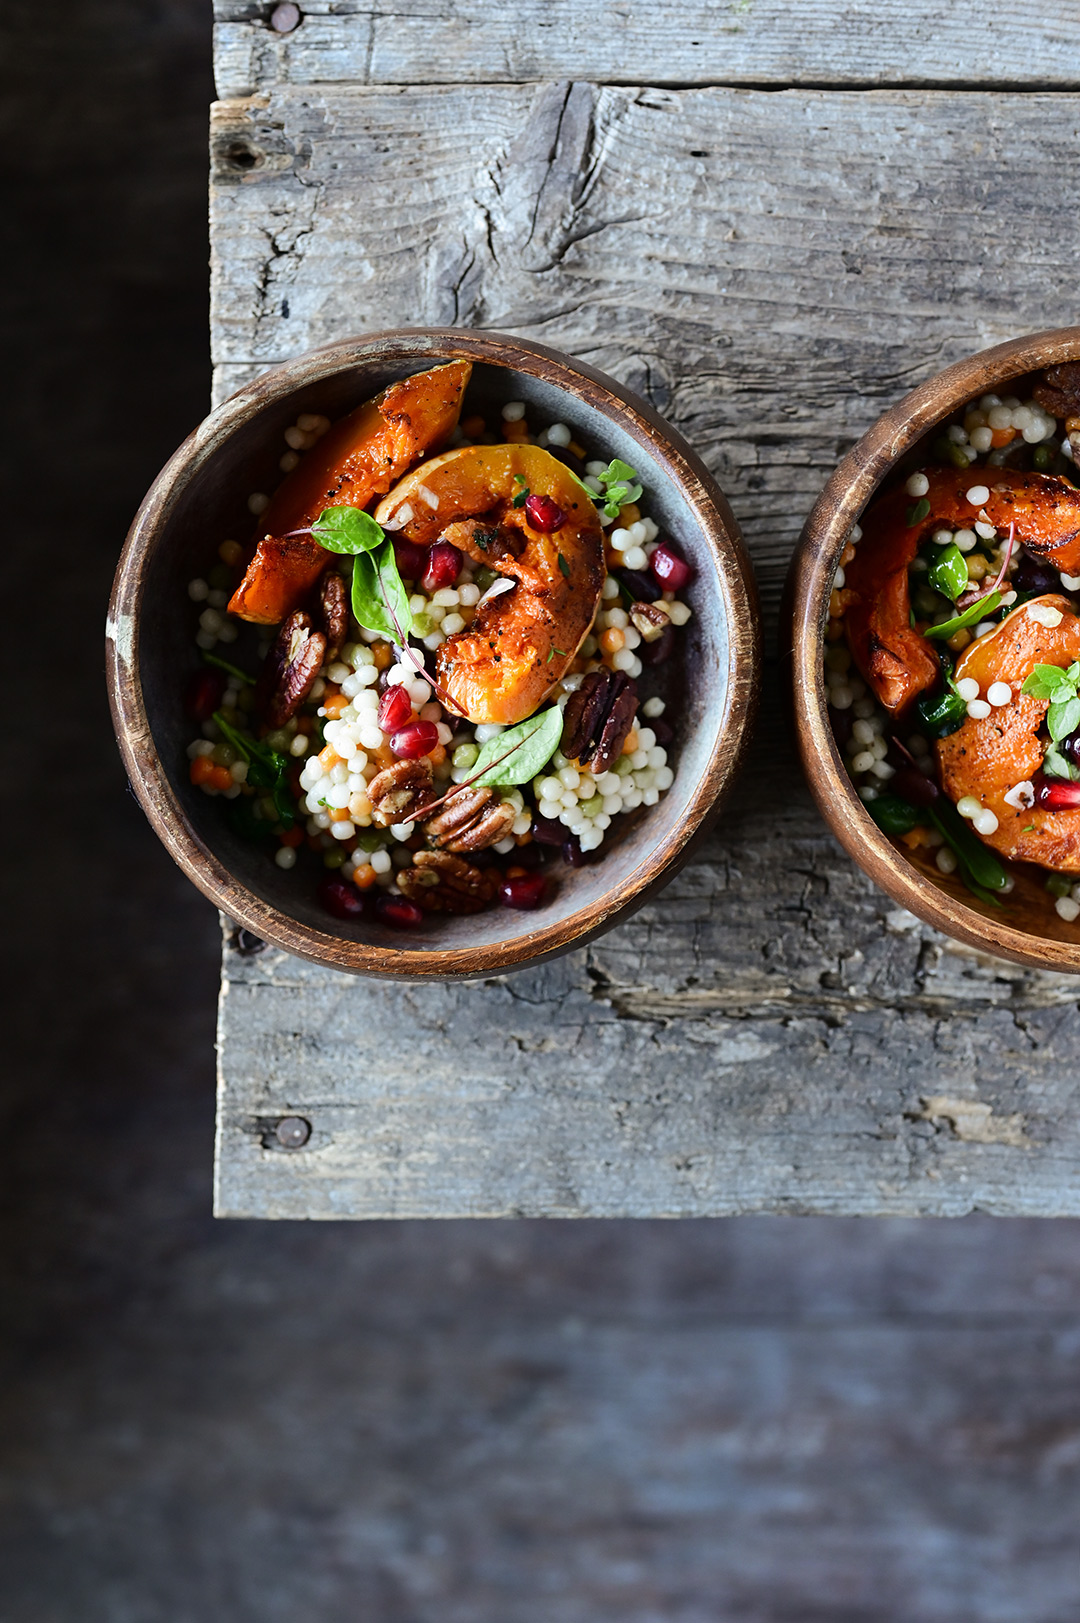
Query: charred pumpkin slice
228,360,471,625
937,595,1080,872
844,466,1080,715
376,445,604,725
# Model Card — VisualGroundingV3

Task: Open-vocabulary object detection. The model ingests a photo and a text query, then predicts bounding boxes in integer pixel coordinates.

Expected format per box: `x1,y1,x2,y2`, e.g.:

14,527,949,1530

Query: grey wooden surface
211,8,1080,1218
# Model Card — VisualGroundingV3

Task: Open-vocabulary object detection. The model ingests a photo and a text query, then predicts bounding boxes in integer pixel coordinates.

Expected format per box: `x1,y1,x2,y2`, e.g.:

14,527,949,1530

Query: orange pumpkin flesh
937,595,1080,872
228,360,471,625
375,445,605,725
845,467,1080,715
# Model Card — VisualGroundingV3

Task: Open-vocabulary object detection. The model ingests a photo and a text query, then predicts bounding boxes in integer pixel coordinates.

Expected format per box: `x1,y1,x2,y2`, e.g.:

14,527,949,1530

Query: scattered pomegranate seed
393,538,429,581
642,625,675,665
318,876,368,920
650,541,694,592
423,540,463,591
524,493,565,532
889,766,939,808
531,813,565,846
500,871,547,909
391,719,439,759
375,894,425,929
1034,772,1080,810
186,667,226,722
378,684,414,734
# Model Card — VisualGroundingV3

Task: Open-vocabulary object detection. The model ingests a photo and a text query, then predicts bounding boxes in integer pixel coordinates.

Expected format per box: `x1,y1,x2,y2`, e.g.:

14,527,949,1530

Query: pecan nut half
560,668,638,774
423,784,517,852
1033,362,1080,422
367,758,436,826
396,850,500,914
258,610,327,726
629,601,670,643
318,569,348,655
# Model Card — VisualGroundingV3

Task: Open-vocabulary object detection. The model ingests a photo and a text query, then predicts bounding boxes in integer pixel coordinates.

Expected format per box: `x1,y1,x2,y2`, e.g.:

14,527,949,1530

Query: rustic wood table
210,2,1080,1219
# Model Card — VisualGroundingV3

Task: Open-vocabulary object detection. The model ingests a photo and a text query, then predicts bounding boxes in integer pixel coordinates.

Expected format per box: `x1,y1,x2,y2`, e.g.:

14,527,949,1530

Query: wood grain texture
211,79,1080,1215
211,1,1080,97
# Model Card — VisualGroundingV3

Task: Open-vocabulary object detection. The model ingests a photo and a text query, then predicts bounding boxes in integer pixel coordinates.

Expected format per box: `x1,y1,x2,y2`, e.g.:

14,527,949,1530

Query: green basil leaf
926,543,968,602
924,589,1002,641
310,506,385,556
1042,741,1080,782
1047,694,1080,742
1023,662,1076,702
471,707,564,788
350,539,412,641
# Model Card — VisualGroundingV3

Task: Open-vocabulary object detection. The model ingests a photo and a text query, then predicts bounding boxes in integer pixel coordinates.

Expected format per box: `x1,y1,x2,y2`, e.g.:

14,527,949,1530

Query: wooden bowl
787,326,1080,974
108,329,760,979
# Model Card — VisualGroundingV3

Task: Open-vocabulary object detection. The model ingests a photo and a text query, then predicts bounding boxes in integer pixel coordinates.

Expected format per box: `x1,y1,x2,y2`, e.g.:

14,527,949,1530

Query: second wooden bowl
787,326,1080,974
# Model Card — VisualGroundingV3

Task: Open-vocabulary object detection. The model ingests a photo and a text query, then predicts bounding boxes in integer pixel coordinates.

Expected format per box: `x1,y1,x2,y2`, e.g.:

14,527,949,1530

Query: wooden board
212,2,1080,96
210,67,1080,1216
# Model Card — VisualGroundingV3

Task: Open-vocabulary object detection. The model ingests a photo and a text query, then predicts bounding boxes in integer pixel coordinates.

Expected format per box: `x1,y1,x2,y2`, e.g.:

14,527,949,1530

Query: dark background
1,3,1078,1618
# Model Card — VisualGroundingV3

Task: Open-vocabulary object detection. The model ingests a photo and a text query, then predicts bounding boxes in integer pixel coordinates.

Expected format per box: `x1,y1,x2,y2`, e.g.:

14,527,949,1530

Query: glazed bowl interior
110,331,758,978
792,326,1080,972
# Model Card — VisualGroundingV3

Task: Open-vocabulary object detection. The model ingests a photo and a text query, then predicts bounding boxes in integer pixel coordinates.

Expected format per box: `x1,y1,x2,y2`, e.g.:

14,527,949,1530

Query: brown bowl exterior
108,329,760,980
787,326,1080,974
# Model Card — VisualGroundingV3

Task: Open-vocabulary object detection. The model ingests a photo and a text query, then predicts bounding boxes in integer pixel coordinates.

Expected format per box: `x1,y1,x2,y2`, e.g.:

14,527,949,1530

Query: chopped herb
557,552,570,578
906,497,932,527
473,526,498,552
1022,824,1036,833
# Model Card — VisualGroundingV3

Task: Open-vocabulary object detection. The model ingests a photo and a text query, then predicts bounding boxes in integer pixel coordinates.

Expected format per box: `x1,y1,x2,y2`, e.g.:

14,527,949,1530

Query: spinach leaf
212,711,295,829
471,707,564,788
310,506,385,556
924,589,1002,641
351,539,413,641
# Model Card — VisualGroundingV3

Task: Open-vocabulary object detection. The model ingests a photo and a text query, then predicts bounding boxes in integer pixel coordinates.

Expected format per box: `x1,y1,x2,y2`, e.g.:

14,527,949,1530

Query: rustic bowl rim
107,327,761,979
788,324,1080,975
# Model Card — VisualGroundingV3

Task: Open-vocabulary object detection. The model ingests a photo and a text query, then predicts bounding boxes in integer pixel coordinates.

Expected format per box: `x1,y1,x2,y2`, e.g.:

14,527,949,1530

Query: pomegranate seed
642,625,675,665
393,538,429,581
650,541,694,592
318,876,368,921
378,684,414,734
1034,771,1080,810
422,540,462,591
530,813,564,846
524,493,565,533
562,836,585,868
889,766,939,808
500,871,547,910
391,719,439,759
375,894,425,929
186,667,226,722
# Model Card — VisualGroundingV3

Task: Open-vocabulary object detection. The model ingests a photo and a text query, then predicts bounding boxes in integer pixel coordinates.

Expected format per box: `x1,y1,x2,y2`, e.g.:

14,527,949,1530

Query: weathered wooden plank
212,1,1080,97
211,83,1080,1216
209,85,1080,634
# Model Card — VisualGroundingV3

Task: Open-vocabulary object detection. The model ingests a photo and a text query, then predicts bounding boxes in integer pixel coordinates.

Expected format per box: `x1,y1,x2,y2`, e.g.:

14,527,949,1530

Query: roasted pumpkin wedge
228,360,471,625
937,595,1080,872
375,445,605,725
844,467,1080,715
